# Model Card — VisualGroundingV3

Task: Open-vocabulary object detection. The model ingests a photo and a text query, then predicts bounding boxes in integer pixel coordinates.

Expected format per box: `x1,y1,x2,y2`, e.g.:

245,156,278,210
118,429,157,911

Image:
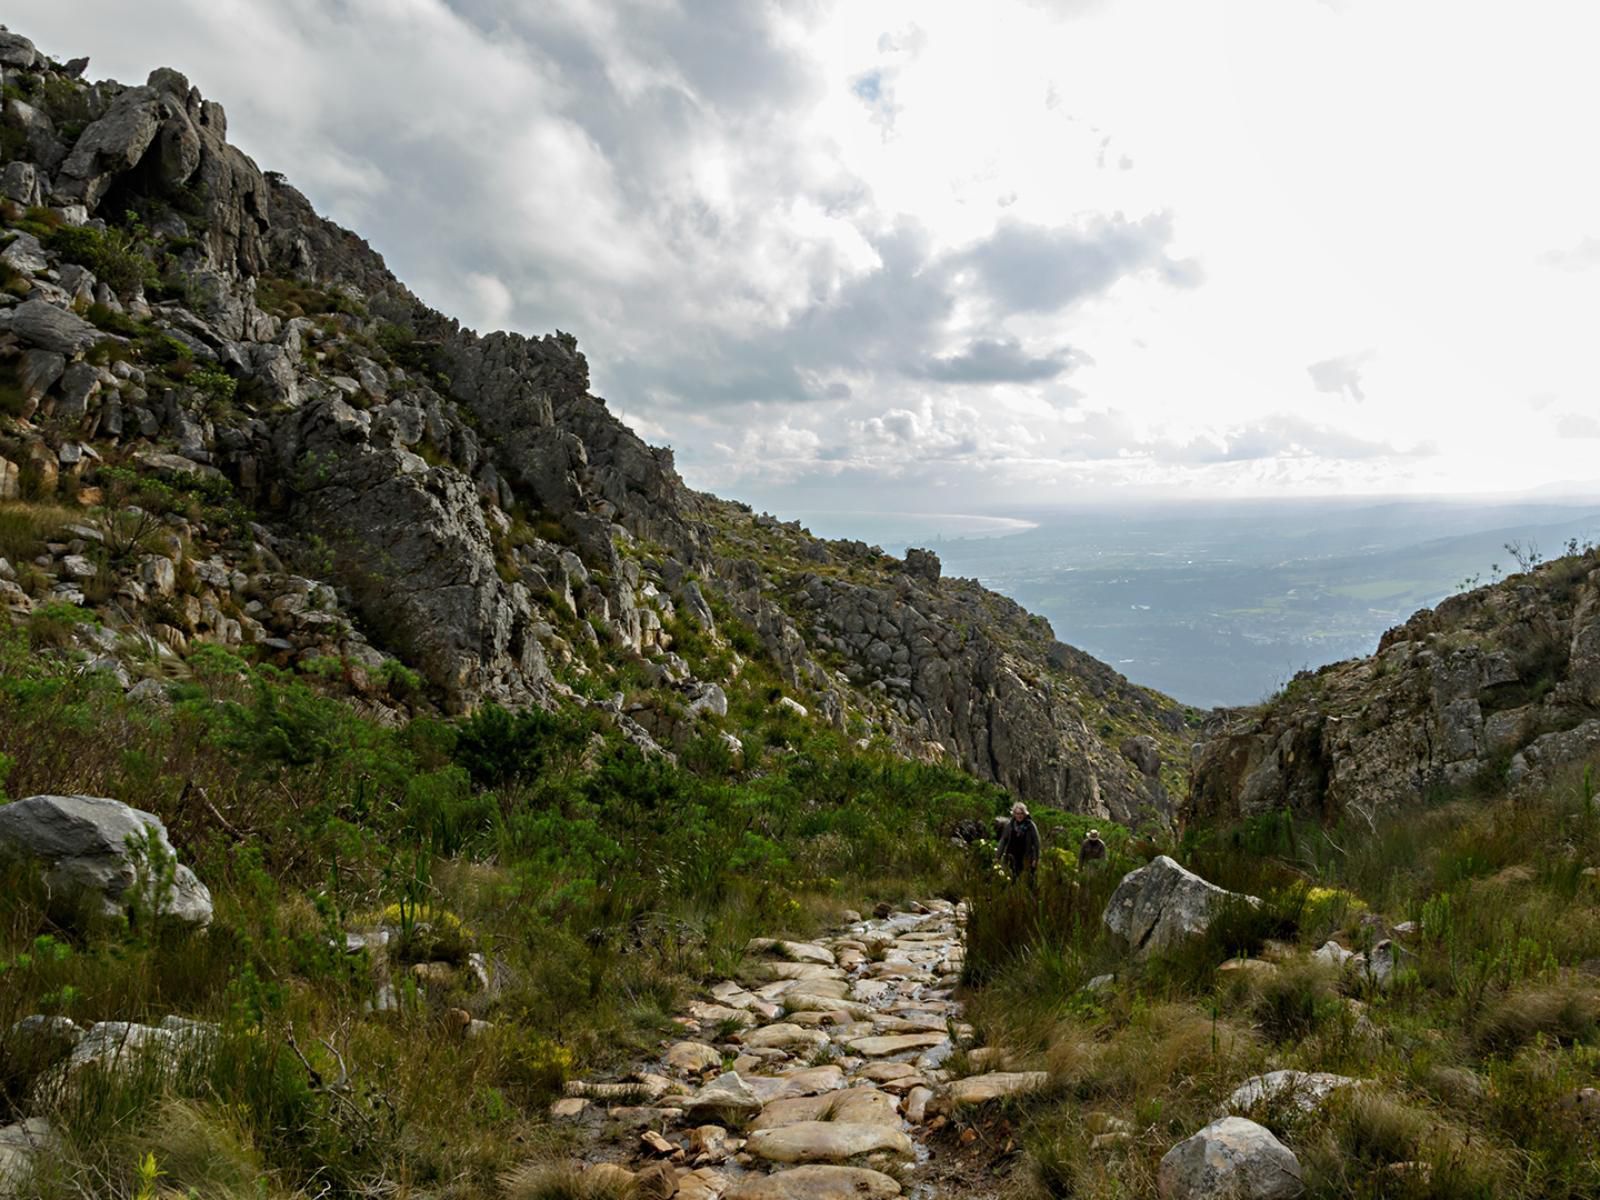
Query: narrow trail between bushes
551,899,1039,1199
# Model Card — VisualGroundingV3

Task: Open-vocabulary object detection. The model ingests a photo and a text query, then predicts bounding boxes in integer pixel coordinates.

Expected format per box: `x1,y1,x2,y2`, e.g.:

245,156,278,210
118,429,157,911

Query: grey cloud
962,215,1203,315
1057,413,1427,465
611,209,1185,410
1307,350,1375,401
916,338,1083,384
1176,416,1423,463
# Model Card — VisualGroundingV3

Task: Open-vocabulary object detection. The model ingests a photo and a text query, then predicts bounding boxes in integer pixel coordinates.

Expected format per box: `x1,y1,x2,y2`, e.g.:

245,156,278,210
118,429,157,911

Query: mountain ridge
0,27,1193,826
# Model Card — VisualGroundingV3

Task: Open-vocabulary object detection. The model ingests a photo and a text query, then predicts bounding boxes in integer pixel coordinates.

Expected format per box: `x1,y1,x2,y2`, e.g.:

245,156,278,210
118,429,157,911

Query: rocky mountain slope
1189,546,1600,825
0,27,1193,827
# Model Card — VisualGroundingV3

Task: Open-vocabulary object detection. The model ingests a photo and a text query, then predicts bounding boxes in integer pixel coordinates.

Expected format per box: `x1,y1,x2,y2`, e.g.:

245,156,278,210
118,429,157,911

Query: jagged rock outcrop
1189,552,1600,824
0,27,1196,823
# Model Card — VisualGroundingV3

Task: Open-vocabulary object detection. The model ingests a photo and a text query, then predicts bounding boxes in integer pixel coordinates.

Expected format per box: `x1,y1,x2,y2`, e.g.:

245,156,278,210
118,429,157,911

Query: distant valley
788,499,1600,707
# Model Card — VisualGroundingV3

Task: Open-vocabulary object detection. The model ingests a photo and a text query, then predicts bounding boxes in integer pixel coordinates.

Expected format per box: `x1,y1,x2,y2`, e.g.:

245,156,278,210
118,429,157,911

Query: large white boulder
1102,855,1257,956
0,795,212,929
1158,1116,1304,1199
33,1016,218,1106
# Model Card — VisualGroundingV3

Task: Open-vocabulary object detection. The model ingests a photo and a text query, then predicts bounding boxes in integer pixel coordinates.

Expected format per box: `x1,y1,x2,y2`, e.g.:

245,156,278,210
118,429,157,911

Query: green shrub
47,225,156,297
452,702,594,789
188,364,237,414
27,600,99,648
85,301,141,335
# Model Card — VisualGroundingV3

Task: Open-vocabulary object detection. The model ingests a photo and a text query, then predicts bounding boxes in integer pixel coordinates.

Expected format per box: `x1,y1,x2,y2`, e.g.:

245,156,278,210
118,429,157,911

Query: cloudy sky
21,1,1600,514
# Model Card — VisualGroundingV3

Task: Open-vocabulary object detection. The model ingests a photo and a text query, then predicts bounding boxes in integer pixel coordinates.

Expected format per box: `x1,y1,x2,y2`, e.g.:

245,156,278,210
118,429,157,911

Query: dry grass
0,500,81,563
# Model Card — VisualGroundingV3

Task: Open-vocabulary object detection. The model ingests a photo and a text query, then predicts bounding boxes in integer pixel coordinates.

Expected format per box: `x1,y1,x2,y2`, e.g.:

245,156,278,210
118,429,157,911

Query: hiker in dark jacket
997,802,1041,880
1078,828,1108,868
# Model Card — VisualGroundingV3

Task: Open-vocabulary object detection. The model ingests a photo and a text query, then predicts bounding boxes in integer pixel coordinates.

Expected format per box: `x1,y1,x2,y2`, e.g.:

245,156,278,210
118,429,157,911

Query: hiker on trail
1078,828,1108,868
997,802,1041,880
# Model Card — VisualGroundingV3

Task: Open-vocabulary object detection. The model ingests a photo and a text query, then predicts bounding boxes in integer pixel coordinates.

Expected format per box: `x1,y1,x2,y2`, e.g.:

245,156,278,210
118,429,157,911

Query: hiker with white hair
996,801,1041,881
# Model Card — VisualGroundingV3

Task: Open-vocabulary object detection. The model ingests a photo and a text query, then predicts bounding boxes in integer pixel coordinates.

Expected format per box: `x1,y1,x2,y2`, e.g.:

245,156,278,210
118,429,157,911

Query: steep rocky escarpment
1188,549,1600,824
0,28,1192,823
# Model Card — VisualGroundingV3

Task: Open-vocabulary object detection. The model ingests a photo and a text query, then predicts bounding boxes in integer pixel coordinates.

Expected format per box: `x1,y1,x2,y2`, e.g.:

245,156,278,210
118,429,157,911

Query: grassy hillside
0,615,1007,1198
954,765,1600,1198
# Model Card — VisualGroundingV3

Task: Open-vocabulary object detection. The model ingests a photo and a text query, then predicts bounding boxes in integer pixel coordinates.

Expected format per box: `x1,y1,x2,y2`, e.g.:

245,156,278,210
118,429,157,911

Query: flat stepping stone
678,1167,732,1200
878,1074,928,1096
771,978,851,1000
946,1071,1049,1106
786,994,873,1019
724,1164,902,1199
873,1015,948,1033
787,1009,853,1027
666,1041,724,1073
751,1088,900,1130
885,999,952,1013
746,962,847,983
850,981,892,1003
742,1023,829,1052
746,1065,846,1101
689,1002,757,1028
847,1033,949,1057
748,938,837,965
746,1121,915,1164
858,1062,918,1082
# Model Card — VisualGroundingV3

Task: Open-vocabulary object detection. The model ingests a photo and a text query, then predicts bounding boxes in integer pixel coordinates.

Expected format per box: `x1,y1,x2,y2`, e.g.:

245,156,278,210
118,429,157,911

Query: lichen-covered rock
1220,1070,1360,1117
0,795,212,929
1158,1116,1304,1199
0,1117,55,1197
0,30,38,68
1103,855,1257,956
54,85,167,207
279,399,552,713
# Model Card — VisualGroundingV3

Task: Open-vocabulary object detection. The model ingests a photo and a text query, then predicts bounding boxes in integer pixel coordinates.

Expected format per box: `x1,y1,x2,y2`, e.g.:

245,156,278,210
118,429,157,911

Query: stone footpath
554,900,1046,1199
